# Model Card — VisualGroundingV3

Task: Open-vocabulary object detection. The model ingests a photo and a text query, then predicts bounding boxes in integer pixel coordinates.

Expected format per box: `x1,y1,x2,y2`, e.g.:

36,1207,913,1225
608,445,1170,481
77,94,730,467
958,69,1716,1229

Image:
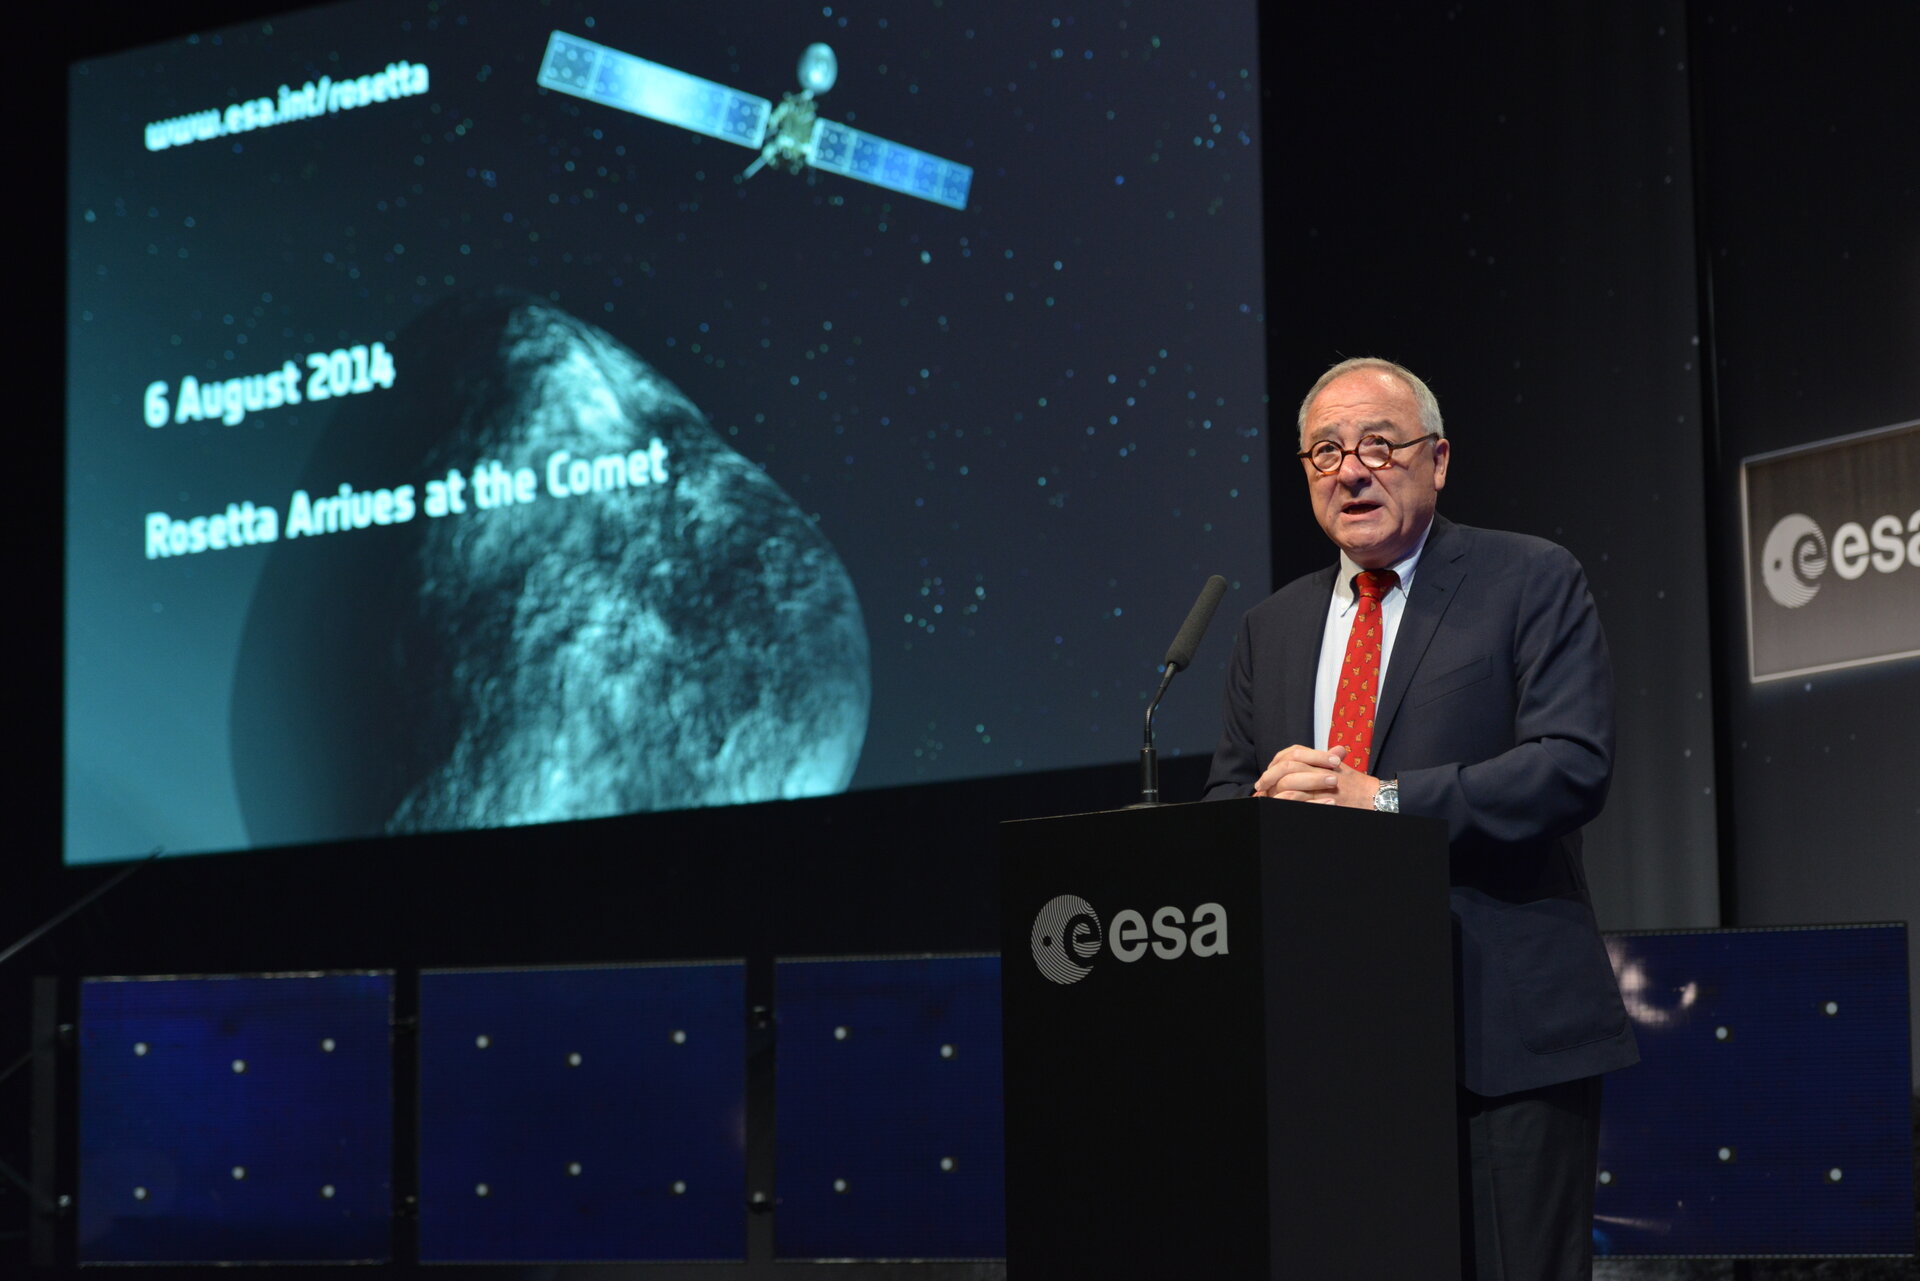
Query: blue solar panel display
536,29,772,148
416,961,746,1262
775,954,1005,1260
809,119,973,210
1597,924,1913,1257
77,972,393,1264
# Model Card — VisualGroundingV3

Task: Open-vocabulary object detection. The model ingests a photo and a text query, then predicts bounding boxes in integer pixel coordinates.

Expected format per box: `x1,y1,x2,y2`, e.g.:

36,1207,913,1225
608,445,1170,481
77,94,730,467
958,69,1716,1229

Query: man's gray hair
1296,357,1445,445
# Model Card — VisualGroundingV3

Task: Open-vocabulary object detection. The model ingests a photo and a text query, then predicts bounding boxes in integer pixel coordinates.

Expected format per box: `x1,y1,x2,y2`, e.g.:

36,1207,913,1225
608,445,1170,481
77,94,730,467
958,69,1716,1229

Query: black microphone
1133,575,1228,807
1163,575,1228,673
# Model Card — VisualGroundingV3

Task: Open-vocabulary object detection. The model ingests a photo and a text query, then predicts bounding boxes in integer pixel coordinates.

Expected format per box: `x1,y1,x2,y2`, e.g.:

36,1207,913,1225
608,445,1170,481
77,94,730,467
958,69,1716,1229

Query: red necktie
1328,569,1398,776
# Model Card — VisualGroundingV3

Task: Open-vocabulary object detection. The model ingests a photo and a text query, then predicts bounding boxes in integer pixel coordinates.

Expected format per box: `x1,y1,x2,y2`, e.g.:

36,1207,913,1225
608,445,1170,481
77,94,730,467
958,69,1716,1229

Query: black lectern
1000,798,1458,1279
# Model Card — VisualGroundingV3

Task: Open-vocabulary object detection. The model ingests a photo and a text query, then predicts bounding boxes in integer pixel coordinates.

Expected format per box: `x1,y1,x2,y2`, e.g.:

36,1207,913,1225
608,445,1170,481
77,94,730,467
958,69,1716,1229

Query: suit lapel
1289,566,1337,748
1371,517,1466,762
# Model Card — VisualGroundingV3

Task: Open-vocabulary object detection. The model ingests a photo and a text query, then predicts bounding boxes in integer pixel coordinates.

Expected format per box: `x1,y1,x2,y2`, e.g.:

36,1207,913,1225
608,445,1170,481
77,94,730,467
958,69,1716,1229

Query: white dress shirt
1312,520,1434,756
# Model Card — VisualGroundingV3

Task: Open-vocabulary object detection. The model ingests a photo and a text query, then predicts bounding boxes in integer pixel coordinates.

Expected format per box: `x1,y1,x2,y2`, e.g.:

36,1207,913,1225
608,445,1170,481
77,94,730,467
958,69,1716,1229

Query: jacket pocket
1407,653,1493,709
1488,896,1628,1055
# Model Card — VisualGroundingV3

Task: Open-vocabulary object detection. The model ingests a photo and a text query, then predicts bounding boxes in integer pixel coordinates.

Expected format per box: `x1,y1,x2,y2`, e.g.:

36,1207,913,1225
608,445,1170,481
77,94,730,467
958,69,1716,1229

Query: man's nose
1336,451,1374,485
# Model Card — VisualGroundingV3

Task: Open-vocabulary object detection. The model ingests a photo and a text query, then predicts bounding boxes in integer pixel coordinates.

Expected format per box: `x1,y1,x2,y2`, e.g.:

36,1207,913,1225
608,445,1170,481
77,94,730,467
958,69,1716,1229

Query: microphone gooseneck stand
1131,574,1227,808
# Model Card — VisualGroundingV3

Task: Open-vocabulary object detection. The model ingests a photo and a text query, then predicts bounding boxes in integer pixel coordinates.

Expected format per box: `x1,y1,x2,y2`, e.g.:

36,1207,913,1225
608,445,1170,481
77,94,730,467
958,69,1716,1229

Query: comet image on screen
63,0,1270,864
228,295,871,847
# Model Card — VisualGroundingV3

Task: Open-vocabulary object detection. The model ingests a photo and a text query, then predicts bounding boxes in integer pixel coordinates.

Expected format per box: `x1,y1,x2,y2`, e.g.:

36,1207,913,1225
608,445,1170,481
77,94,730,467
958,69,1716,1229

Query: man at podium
1203,357,1637,1281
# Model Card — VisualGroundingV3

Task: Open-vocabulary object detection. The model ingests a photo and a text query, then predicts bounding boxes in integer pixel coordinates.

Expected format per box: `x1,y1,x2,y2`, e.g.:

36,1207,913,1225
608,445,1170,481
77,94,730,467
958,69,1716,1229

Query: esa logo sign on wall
1029,894,1229,985
1742,419,1920,681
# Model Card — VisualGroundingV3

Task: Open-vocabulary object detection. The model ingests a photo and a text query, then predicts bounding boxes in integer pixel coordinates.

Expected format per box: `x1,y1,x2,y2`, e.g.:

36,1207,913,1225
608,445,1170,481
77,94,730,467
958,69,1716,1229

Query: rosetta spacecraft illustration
537,31,974,210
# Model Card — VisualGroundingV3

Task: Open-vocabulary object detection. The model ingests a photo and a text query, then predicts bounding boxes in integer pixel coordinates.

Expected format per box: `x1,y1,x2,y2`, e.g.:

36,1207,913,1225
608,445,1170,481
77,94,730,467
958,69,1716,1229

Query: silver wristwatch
1373,778,1400,814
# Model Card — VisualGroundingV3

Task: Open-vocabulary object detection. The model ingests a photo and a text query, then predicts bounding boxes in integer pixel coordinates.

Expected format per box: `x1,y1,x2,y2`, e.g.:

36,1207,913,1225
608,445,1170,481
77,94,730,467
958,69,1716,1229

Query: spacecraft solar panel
537,31,770,149
773,954,1005,1260
1594,923,1912,1258
416,961,747,1262
809,119,973,210
76,972,394,1264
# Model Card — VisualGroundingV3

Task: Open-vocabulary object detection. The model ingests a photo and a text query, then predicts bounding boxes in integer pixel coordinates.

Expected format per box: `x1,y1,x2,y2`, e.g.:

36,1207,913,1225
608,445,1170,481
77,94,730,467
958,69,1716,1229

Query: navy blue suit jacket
1204,515,1638,1096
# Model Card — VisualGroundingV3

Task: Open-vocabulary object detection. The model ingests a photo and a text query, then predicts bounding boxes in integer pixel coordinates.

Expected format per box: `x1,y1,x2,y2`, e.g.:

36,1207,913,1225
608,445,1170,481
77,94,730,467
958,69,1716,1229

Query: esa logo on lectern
1029,894,1229,985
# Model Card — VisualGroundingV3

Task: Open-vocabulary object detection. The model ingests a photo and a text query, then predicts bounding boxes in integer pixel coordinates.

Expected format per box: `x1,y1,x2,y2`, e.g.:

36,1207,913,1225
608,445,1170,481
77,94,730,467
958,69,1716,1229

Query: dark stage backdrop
21,0,1727,1206
1692,2,1920,1086
1260,1,1721,934
52,0,1920,1268
31,0,1728,957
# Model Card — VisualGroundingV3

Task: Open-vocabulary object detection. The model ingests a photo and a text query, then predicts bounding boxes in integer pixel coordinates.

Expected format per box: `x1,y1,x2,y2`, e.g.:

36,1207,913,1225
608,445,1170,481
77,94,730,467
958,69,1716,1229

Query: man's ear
1431,437,1450,491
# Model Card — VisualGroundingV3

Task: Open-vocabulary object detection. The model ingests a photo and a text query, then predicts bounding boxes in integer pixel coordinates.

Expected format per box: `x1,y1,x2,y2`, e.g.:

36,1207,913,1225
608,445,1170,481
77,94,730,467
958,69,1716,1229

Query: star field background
66,0,1270,863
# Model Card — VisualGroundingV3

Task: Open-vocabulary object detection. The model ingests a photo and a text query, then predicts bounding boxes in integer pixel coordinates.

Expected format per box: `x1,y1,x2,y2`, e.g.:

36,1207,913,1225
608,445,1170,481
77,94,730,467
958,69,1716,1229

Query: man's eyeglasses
1297,432,1441,474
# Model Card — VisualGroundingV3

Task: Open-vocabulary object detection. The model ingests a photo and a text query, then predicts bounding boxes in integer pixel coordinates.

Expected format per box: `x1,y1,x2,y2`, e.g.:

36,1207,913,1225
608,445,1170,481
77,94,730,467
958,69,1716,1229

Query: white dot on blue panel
940,1043,955,1059
834,1026,849,1040
1829,1168,1844,1182
475,1183,490,1197
232,1059,247,1074
672,1029,687,1044
475,1034,491,1049
321,1185,336,1199
232,1166,247,1180
321,1037,337,1052
833,1178,849,1193
568,1162,583,1177
567,1051,583,1067
133,1042,148,1057
940,1156,955,1172
672,1180,688,1195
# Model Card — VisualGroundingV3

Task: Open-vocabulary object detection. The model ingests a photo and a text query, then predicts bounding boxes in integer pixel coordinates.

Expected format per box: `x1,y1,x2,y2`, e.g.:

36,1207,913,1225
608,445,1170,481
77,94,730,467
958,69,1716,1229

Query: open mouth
1340,500,1382,517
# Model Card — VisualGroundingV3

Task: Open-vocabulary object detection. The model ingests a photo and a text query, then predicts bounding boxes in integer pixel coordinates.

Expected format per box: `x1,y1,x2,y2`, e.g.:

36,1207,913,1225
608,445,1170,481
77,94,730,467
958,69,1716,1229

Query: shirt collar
1332,517,1434,611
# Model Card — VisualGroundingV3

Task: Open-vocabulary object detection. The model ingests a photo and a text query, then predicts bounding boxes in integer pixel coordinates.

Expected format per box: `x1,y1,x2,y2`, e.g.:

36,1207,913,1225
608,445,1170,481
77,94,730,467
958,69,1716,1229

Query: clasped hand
1253,744,1381,808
